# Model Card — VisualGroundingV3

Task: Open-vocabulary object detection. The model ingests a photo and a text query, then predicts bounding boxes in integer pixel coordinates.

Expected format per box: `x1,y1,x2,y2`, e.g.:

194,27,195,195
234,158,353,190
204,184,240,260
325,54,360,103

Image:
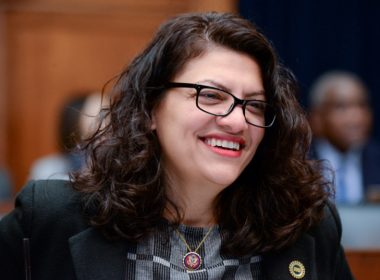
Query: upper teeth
206,138,240,150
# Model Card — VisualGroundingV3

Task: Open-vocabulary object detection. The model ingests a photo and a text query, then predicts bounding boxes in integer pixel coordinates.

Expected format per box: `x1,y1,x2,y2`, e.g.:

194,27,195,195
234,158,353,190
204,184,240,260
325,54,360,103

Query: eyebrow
198,79,265,98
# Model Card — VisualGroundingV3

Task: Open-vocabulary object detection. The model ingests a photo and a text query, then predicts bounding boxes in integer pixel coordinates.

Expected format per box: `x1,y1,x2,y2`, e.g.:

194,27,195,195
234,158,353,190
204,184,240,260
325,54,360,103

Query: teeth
211,138,216,146
206,138,240,150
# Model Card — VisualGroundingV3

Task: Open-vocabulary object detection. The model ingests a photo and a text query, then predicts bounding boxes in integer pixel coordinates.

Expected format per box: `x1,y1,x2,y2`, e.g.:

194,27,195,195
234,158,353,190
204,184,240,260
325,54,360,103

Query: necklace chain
176,226,213,253
175,226,214,270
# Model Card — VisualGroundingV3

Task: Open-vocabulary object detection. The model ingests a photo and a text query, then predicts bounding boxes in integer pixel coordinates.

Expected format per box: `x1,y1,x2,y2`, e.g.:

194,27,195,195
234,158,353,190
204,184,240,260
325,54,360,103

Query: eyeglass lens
196,87,275,127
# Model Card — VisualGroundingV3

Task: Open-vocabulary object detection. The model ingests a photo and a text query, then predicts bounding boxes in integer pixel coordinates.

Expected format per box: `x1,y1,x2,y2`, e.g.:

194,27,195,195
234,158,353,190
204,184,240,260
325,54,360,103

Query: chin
202,162,248,188
208,173,241,188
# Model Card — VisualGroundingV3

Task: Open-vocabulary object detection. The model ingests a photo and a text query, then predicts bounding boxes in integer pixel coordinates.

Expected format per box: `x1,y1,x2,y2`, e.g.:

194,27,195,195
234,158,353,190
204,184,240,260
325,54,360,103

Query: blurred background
240,0,380,119
0,0,237,191
0,0,379,278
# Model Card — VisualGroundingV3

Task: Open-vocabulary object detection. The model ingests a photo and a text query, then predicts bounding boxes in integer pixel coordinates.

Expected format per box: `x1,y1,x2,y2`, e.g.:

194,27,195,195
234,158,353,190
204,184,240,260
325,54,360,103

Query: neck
165,180,220,227
182,199,216,227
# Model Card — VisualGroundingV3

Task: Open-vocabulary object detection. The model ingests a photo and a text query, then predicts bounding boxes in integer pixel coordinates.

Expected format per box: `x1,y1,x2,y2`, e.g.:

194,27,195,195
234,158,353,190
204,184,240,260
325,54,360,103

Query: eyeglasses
165,82,276,128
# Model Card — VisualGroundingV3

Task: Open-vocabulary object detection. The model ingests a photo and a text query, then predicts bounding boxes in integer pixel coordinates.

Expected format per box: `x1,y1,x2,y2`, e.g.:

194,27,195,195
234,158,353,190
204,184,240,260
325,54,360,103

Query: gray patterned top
125,223,263,279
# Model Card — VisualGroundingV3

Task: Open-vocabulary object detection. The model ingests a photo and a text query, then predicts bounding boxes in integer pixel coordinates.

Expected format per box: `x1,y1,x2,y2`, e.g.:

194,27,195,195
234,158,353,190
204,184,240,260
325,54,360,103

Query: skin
311,78,373,152
151,46,266,226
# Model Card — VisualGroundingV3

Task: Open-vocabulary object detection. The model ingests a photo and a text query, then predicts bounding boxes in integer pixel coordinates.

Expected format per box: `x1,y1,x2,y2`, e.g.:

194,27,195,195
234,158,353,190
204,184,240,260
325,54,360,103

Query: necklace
175,226,213,270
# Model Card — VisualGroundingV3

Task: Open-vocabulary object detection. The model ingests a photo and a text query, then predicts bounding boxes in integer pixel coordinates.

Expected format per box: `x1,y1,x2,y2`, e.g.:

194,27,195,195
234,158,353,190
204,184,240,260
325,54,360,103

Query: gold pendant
183,251,202,270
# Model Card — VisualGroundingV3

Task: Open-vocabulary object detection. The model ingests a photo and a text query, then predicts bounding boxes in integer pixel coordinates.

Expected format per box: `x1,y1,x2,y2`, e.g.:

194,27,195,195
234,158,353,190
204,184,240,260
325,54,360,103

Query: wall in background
0,0,237,191
239,0,380,142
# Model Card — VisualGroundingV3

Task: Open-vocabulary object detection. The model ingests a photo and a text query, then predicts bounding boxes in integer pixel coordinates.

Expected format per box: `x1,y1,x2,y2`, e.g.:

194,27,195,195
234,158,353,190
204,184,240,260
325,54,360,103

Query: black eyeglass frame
165,82,276,128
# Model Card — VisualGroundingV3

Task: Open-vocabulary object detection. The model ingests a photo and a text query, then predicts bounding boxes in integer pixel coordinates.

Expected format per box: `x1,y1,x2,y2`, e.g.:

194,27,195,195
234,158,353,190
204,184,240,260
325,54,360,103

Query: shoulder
17,179,80,210
307,201,354,278
293,202,352,278
309,201,341,246
0,180,88,278
263,201,354,279
12,179,86,236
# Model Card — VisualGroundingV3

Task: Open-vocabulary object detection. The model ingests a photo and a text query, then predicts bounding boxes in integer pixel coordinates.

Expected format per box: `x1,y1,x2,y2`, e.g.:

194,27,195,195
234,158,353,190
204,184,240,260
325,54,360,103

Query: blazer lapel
262,233,317,280
69,228,128,280
68,225,317,280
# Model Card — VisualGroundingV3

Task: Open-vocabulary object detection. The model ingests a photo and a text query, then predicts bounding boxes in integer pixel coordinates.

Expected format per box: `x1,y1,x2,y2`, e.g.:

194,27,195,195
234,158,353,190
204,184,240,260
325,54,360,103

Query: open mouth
203,137,243,151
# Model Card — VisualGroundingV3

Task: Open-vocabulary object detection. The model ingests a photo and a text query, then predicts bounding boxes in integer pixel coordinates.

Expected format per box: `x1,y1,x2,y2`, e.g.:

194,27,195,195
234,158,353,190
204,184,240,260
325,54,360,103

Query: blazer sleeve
0,180,86,280
325,202,355,280
263,201,355,280
0,180,35,279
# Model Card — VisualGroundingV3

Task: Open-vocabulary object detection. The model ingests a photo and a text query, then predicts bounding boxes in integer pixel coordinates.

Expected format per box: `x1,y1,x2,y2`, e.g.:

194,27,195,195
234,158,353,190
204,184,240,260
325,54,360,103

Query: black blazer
0,180,354,280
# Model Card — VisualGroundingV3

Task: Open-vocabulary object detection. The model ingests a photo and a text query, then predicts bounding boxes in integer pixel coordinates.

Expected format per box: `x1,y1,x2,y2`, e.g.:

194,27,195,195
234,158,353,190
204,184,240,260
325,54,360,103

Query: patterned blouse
124,223,262,279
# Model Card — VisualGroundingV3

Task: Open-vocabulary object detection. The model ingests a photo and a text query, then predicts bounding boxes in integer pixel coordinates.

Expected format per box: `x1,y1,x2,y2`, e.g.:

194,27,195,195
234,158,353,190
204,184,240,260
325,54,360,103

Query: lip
199,134,246,158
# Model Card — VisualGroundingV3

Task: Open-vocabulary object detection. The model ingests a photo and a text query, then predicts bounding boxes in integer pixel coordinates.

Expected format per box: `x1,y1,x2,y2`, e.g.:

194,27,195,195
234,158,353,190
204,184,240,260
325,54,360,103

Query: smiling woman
152,47,267,206
0,12,354,279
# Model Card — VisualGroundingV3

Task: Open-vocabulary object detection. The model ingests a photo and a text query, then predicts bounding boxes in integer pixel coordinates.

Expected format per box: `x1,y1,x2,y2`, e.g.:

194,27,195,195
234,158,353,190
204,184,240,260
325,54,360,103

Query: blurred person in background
309,70,380,204
0,167,12,201
29,92,104,181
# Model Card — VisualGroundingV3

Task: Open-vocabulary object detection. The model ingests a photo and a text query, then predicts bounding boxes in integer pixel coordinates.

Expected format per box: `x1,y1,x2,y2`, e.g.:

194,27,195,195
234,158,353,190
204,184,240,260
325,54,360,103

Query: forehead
324,78,367,103
173,46,263,92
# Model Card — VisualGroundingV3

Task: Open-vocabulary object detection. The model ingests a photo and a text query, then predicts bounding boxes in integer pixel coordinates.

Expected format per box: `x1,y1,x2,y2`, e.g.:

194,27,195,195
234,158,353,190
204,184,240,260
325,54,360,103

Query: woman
0,12,353,279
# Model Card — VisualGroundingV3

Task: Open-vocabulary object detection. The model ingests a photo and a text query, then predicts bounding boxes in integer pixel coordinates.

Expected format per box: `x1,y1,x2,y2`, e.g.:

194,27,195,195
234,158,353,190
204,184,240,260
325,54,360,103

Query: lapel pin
289,260,306,279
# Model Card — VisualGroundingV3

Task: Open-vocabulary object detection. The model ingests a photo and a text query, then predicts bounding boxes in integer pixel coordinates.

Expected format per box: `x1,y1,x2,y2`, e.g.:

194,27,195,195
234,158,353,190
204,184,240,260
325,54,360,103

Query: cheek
325,114,343,128
151,104,175,132
249,128,265,146
246,128,265,160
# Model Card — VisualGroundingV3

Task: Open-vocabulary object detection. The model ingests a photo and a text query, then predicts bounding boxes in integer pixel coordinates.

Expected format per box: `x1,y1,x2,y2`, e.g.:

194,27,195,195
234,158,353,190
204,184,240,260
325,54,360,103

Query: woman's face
151,46,266,192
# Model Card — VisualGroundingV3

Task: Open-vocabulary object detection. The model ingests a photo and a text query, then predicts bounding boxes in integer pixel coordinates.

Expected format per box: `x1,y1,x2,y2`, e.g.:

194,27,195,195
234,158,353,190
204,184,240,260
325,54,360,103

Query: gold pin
289,260,306,279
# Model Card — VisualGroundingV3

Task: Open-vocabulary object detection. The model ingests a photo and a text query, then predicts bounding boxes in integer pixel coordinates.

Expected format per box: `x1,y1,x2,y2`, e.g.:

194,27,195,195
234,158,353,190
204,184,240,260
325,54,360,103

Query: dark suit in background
308,71,380,204
310,139,380,204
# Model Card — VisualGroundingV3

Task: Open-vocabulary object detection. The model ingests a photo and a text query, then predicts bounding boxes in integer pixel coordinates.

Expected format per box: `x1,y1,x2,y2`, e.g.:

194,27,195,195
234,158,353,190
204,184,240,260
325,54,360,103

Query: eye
197,88,229,105
245,101,267,114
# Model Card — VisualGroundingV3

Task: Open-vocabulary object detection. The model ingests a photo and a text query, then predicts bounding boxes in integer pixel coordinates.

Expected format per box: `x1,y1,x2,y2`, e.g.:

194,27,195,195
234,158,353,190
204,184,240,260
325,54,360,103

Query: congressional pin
289,260,306,279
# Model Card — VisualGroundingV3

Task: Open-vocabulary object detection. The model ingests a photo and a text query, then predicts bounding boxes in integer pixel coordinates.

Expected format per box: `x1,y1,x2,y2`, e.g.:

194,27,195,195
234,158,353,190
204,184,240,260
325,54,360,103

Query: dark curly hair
72,12,330,256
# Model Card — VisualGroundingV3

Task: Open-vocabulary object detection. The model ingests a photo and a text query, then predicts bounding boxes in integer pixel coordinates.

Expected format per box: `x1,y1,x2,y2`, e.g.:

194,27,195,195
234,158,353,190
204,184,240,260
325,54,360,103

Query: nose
215,105,248,133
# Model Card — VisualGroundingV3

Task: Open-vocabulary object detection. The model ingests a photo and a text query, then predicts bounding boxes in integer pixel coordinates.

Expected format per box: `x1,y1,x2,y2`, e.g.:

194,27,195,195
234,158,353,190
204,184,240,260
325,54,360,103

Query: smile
205,138,242,151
